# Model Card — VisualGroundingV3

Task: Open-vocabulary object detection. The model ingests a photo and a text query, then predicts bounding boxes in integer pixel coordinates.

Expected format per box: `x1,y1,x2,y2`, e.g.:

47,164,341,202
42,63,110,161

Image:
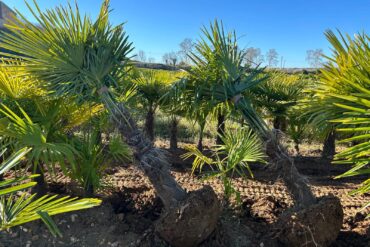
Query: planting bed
0,148,368,247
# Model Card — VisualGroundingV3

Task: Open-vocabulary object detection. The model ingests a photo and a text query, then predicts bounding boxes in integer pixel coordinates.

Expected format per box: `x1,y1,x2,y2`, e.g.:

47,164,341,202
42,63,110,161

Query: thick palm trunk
102,95,220,246
216,113,225,144
266,138,316,208
322,130,336,158
112,103,186,207
235,98,316,208
145,106,155,141
169,117,178,151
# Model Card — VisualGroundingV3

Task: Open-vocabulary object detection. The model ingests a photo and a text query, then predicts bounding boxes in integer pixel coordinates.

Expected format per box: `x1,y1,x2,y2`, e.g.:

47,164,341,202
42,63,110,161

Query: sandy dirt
0,148,369,247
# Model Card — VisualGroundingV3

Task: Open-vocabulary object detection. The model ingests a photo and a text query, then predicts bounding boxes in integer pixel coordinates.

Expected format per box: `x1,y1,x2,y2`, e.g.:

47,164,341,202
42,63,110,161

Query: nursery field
0,143,369,247
0,0,370,246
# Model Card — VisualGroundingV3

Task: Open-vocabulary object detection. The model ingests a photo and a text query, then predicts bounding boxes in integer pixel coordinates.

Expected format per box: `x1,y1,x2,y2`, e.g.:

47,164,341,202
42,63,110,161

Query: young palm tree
0,104,77,196
134,69,171,141
252,72,306,131
162,77,214,151
0,1,220,245
0,148,101,237
183,127,266,201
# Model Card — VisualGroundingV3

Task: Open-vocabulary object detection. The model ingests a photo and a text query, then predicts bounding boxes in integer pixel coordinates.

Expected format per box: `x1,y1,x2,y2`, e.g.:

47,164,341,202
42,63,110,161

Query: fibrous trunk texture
322,131,336,159
169,117,178,151
112,102,186,207
145,106,155,141
216,113,225,145
104,97,220,245
266,138,316,208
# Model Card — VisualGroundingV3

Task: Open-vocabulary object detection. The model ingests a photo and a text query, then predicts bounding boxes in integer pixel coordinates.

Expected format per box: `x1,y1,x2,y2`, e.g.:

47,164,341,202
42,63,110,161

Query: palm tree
0,104,77,196
0,148,101,236
183,127,266,201
0,1,220,245
162,77,214,151
133,69,172,141
252,72,306,131
188,20,343,245
188,20,319,207
311,30,370,213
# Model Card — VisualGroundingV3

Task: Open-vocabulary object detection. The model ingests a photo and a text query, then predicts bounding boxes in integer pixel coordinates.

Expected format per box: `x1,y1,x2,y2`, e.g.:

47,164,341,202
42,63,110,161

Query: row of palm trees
0,0,368,246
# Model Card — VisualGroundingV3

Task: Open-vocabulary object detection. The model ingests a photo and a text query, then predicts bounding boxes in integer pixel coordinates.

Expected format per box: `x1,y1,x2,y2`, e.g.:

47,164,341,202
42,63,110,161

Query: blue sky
3,0,370,67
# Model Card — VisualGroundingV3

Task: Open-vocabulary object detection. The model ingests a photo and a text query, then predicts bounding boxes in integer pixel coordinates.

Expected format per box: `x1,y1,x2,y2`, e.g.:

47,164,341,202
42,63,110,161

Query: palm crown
1,0,133,103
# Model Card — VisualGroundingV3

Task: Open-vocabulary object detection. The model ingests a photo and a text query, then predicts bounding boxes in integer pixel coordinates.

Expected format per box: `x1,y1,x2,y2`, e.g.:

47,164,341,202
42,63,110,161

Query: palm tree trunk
235,98,316,208
294,142,300,155
101,94,220,246
169,117,178,151
103,96,187,208
197,122,206,151
266,138,316,208
145,106,155,141
322,130,336,158
216,113,225,144
273,115,287,132
31,164,48,197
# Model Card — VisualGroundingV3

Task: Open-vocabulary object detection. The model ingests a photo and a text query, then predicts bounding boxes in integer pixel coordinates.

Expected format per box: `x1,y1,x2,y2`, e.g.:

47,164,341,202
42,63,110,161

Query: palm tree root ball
155,185,221,247
275,196,343,247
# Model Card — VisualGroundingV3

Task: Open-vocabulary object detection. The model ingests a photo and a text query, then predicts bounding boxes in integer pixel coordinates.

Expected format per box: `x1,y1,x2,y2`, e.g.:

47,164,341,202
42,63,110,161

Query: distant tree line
134,37,324,68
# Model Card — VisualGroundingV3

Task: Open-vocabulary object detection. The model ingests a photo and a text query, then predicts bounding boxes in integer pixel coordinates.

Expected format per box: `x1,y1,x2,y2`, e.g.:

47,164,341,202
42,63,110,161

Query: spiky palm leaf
0,104,77,175
188,20,268,136
312,30,370,214
1,0,133,106
182,127,266,201
0,148,101,237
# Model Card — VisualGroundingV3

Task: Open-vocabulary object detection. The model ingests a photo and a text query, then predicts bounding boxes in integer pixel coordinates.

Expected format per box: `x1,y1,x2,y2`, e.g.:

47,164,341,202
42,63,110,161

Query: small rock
91,223,95,227
71,214,78,222
70,236,77,243
32,235,39,241
58,219,67,225
108,225,116,233
118,213,125,221
112,241,120,247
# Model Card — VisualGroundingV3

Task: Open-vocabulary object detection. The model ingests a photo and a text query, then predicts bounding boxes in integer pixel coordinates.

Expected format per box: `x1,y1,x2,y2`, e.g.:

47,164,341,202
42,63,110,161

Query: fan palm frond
0,148,101,237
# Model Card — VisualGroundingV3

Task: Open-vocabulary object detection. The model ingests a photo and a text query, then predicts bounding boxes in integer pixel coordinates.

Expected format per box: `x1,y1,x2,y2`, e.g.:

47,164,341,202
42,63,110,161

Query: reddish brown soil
0,148,369,247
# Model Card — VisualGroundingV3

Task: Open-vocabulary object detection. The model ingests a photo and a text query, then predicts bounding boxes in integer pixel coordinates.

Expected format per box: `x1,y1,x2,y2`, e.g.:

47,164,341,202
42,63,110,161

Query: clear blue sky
3,0,370,67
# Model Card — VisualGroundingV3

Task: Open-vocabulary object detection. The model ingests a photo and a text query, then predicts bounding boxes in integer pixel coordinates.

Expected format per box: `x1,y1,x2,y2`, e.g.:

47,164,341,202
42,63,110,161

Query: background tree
265,48,279,67
244,47,264,66
136,50,147,62
306,49,323,68
179,38,194,64
148,57,155,63
251,72,306,132
162,51,180,66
